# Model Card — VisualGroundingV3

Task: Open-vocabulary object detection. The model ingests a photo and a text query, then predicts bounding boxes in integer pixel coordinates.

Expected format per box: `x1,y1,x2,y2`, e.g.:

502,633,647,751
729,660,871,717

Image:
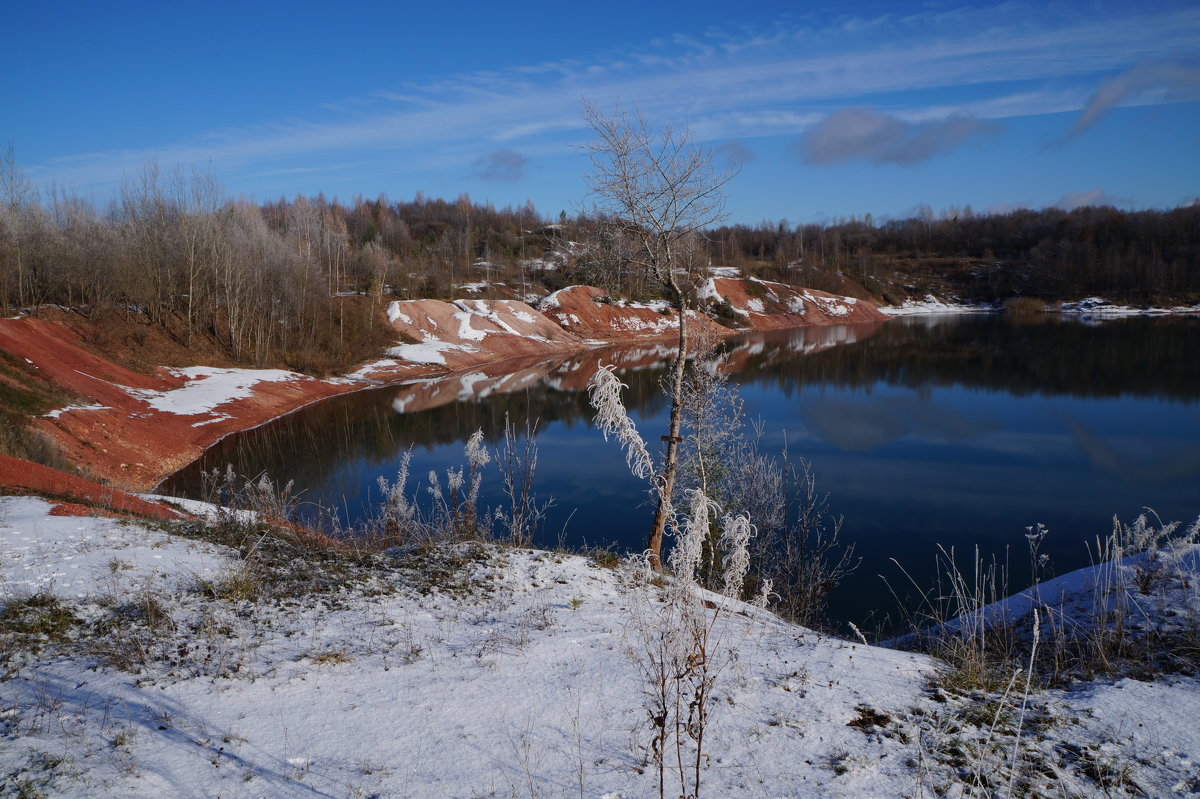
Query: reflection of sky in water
171,316,1200,629
741,379,1199,625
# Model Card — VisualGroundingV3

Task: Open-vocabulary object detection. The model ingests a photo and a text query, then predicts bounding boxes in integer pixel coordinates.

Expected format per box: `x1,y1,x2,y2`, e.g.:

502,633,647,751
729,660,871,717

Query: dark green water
165,315,1200,630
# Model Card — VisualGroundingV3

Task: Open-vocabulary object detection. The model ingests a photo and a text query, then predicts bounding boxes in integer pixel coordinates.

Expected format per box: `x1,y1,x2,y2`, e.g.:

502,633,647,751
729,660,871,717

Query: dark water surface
166,315,1200,629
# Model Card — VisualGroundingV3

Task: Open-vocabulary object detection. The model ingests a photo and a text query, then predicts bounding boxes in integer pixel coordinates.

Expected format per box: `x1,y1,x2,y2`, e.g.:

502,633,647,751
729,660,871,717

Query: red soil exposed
701,277,889,329
0,454,185,521
47,502,128,519
538,286,728,341
0,315,375,491
1,279,887,507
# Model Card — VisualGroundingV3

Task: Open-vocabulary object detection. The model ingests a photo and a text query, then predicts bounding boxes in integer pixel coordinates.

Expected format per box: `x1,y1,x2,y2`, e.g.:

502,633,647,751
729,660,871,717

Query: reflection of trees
735,316,1200,401
166,315,1199,498
166,356,675,497
167,323,889,496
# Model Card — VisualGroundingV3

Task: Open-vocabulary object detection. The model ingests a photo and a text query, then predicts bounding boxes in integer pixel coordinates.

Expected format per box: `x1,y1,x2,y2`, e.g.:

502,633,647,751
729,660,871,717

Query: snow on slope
124,366,305,416
3,497,1199,798
878,295,995,315
0,497,936,798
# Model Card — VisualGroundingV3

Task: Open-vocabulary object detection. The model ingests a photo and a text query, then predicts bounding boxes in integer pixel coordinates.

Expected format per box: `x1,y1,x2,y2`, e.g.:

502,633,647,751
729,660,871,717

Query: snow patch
127,367,303,416
386,301,413,325
879,295,994,315
386,339,475,365
43,403,110,419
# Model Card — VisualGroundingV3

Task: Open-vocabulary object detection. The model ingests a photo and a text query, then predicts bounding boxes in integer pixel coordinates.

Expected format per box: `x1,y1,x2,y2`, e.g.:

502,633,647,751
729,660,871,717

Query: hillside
1,496,1197,797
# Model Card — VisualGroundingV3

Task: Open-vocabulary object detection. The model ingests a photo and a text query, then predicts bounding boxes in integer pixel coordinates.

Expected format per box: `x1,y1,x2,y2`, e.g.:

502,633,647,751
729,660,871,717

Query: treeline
709,204,1200,303
733,315,1200,401
3,149,1198,376
0,158,561,373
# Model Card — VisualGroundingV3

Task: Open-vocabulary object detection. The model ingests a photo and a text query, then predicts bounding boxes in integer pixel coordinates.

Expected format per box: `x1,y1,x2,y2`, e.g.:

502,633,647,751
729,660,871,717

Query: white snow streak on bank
1059,297,1200,317
42,403,110,419
878,295,995,315
385,339,476,365
126,367,302,416
385,301,413,325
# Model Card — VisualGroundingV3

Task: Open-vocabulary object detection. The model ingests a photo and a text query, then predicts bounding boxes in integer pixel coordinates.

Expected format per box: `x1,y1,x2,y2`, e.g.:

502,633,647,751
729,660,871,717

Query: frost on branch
719,513,755,599
588,364,654,480
669,488,719,585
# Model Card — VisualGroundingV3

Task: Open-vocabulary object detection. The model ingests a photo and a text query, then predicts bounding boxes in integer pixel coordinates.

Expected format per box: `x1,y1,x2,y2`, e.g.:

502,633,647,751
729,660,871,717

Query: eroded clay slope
380,298,583,372
699,276,889,329
538,285,728,341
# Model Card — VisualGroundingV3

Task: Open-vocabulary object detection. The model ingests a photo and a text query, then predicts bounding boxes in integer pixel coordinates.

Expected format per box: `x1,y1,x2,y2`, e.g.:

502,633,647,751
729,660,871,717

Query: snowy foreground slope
2,497,1198,798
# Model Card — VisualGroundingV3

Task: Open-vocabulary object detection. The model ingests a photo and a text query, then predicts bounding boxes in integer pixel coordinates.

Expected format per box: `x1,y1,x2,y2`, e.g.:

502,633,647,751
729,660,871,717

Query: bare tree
0,145,37,312
582,102,735,570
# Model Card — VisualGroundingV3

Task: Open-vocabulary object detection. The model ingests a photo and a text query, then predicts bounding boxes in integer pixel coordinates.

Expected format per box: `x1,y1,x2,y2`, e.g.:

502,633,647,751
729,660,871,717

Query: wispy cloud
24,3,1200,192
471,149,528,182
1069,61,1200,137
794,107,1002,166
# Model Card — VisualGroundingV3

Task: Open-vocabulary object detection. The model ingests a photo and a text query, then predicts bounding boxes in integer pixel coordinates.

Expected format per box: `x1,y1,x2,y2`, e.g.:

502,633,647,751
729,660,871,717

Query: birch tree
582,103,735,570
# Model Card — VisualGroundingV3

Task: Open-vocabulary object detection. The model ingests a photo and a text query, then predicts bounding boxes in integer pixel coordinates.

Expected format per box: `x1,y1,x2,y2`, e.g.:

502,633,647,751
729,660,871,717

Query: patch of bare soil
0,454,185,520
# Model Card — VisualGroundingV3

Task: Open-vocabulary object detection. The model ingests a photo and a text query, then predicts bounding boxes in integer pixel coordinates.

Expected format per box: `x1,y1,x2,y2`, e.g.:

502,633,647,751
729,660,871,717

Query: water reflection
166,315,1200,628
801,394,1001,452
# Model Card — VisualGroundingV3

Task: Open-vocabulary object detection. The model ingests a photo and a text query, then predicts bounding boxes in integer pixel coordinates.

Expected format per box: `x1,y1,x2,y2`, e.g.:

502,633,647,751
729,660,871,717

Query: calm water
166,315,1200,629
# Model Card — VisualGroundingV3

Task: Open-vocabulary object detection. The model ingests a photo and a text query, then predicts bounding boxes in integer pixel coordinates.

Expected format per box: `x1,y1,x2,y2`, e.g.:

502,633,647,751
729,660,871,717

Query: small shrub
1003,297,1047,316
588,547,621,569
310,648,352,666
0,593,80,642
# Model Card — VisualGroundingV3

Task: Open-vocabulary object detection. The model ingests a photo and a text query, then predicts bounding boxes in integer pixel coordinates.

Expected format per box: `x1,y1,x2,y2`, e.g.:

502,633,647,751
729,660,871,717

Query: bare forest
2,151,1197,381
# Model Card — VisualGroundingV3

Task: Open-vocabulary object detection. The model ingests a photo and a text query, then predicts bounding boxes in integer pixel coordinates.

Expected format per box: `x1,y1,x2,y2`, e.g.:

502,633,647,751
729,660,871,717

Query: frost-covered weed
588,365,654,480
617,463,766,797
375,451,417,539
719,513,754,599
495,415,552,547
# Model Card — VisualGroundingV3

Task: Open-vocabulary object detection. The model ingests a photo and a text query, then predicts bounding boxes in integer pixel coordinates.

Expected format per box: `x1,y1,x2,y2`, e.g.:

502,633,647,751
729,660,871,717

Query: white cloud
1069,61,1200,137
794,108,1001,166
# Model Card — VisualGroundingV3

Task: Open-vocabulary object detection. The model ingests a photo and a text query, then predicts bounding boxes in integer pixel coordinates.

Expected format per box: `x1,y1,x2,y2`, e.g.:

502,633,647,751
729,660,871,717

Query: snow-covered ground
878,295,996,315
1059,297,1200,318
880,295,1200,318
128,367,307,417
2,497,1198,798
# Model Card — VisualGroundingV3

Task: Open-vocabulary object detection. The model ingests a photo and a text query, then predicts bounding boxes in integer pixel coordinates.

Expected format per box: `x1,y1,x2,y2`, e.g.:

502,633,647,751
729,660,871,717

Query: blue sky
4,0,1198,224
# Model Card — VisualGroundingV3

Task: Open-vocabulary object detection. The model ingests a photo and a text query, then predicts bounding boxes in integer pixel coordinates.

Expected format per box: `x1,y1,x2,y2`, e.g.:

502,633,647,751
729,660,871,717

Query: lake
165,314,1200,631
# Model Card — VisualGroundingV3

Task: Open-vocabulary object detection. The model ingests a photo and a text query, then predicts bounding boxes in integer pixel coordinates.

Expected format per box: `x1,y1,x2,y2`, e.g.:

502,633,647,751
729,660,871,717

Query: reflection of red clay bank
2,280,884,493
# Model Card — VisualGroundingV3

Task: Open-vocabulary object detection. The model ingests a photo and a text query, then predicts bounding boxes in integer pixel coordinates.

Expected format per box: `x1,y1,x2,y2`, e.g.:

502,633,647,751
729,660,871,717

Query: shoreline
2,282,885,495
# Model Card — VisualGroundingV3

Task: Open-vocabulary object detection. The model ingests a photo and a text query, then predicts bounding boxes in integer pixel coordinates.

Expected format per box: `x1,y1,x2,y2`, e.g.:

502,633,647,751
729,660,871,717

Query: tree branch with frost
581,102,736,572
588,364,654,481
719,513,754,599
670,488,719,586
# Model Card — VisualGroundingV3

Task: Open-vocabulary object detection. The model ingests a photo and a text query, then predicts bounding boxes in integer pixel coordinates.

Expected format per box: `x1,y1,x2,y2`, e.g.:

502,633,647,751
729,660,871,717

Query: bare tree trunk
646,284,688,570
581,103,735,572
